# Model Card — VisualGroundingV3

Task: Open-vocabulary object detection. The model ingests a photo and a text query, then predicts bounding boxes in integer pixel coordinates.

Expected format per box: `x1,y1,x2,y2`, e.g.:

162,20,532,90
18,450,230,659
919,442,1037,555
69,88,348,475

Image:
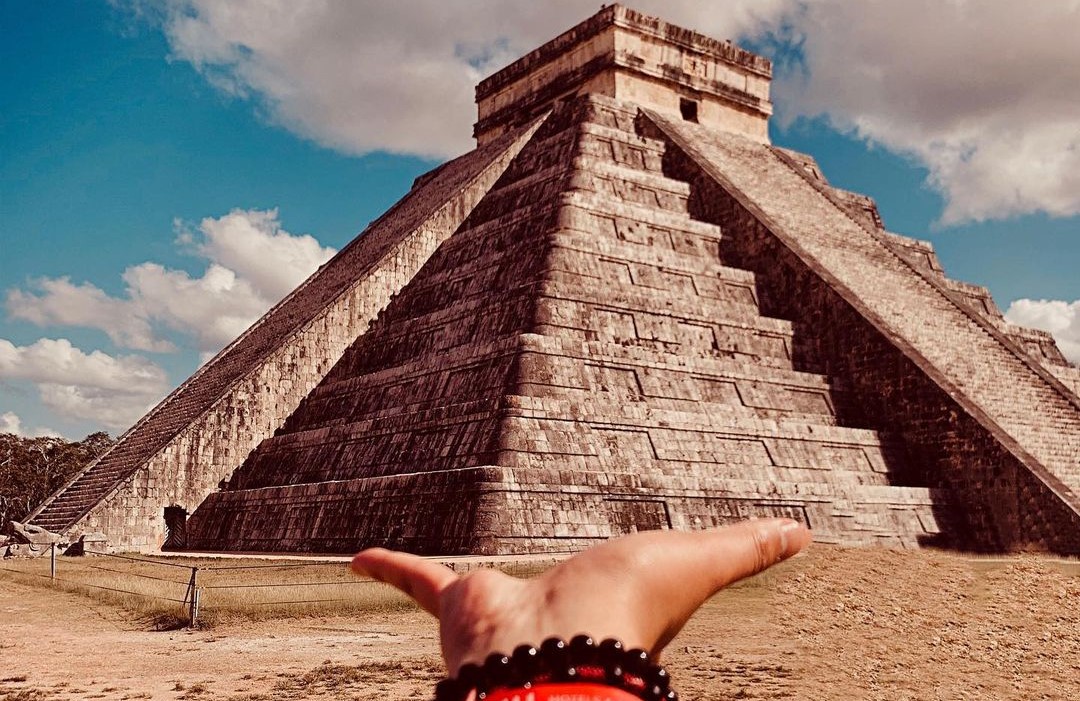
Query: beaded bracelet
433,635,678,701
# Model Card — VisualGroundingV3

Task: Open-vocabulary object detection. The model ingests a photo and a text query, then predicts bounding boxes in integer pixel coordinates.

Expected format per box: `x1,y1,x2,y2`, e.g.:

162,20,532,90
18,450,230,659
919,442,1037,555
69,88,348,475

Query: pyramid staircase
187,96,960,554
23,120,541,546
642,111,1080,552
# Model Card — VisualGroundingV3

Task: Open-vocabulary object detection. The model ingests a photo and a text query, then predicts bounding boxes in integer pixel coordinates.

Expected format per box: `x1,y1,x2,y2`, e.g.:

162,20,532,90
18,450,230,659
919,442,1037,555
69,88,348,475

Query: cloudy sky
2,1,1078,439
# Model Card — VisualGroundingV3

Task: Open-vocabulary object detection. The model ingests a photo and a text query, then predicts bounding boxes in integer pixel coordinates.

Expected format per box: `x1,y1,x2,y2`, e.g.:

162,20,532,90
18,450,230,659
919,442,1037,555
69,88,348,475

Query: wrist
435,636,677,701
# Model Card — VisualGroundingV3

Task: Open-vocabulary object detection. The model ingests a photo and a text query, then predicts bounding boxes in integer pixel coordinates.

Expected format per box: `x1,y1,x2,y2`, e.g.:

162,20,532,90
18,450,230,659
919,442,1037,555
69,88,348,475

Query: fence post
186,566,200,627
50,542,56,580
192,585,201,627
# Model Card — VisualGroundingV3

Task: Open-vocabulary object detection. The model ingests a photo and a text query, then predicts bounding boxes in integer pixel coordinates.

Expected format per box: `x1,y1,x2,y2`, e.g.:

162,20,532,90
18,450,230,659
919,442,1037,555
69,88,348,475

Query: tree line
0,431,115,530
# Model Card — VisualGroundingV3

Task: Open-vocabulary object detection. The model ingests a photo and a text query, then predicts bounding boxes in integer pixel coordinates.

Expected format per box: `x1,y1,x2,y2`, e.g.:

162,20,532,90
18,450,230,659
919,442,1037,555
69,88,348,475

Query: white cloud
1005,299,1080,365
0,411,60,438
6,209,335,355
7,278,171,352
773,1,1080,224
153,1,1080,224
156,0,790,159
0,339,170,430
0,411,20,435
182,208,335,301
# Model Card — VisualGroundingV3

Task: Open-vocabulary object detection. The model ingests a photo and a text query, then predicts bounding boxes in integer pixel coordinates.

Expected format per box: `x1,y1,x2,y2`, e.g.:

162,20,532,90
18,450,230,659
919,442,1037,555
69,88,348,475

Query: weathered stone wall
183,468,503,554
187,98,586,552
33,121,542,551
650,117,1080,553
1051,366,1080,397
188,96,956,555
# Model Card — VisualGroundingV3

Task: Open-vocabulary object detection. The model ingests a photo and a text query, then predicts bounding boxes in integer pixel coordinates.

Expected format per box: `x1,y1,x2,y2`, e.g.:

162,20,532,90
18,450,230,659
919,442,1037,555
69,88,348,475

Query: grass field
3,547,1075,629
0,552,415,627
0,547,794,630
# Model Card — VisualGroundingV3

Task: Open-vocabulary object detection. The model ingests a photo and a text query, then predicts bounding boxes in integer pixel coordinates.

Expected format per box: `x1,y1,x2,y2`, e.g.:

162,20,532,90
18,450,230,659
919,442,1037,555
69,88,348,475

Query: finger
685,517,811,590
351,548,458,617
571,518,810,651
596,518,809,591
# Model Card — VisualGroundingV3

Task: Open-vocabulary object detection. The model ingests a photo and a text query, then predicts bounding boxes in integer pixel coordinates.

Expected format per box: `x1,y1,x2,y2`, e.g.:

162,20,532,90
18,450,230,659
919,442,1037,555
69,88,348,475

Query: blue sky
2,1,1078,438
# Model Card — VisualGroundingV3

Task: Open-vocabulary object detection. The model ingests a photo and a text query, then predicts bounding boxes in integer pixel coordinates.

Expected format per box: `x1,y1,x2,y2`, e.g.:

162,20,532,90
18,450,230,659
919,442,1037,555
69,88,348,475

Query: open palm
352,518,810,674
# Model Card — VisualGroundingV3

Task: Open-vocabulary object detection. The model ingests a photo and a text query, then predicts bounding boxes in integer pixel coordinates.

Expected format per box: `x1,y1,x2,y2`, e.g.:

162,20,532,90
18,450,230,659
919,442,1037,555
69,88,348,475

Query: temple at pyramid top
474,4,773,145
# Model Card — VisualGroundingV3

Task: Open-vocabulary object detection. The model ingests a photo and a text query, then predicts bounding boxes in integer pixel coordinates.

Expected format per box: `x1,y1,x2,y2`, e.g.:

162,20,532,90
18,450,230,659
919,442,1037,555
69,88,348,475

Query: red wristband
486,683,642,701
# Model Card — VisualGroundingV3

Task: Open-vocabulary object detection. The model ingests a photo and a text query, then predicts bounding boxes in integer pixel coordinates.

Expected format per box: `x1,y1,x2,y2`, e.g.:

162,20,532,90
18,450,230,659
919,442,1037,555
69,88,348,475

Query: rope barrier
249,597,359,605
0,566,186,604
2,558,395,616
81,562,190,585
0,565,54,580
84,550,193,569
52,578,188,604
201,579,380,590
201,561,350,571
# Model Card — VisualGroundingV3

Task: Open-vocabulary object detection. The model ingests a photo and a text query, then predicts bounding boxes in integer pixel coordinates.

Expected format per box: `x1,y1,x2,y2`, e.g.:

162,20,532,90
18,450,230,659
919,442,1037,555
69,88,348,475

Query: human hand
351,518,810,675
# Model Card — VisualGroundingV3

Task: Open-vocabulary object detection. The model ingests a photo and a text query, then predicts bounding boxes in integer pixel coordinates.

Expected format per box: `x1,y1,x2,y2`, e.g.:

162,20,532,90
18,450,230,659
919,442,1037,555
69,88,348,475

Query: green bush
0,431,113,530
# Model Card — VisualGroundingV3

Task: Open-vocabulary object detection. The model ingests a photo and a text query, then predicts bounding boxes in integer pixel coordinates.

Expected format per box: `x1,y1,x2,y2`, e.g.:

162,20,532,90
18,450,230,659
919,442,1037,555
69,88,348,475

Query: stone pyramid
28,5,1080,555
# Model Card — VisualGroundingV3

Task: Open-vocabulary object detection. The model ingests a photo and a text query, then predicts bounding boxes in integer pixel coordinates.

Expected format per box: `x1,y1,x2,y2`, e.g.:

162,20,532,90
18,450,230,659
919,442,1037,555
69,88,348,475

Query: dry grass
0,690,52,701
3,547,1075,632
257,659,443,700
0,555,191,627
0,553,415,627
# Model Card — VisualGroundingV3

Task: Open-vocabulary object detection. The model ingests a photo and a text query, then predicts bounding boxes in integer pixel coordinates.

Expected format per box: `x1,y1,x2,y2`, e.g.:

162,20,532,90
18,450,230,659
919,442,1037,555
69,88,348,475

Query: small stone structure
22,5,1080,554
2,521,61,558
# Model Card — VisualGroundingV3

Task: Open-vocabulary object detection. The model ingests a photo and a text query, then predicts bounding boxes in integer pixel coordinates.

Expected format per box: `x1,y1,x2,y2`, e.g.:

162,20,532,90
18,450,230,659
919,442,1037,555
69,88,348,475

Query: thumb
351,548,458,617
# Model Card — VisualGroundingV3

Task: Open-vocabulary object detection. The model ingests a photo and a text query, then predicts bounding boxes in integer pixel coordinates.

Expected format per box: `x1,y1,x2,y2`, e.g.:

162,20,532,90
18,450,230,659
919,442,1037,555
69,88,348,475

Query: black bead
644,684,666,700
568,634,596,665
662,690,678,701
605,663,625,686
540,637,567,655
483,653,513,688
539,637,568,670
598,638,624,663
624,648,650,673
569,634,595,650
434,678,464,701
455,663,482,688
510,645,538,685
645,665,670,689
512,645,538,671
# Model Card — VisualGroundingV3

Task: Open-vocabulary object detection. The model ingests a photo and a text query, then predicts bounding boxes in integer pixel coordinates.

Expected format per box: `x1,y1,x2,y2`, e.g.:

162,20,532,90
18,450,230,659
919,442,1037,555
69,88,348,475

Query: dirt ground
1,545,1078,701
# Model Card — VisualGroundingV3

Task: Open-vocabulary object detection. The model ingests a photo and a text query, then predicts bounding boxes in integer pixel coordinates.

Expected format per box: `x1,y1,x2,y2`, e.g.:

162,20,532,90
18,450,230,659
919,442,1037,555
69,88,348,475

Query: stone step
548,228,740,282
559,190,722,239
534,294,794,365
187,462,952,552
572,153,690,197
513,384,838,427
309,333,827,408
499,405,888,451
568,159,689,214
575,124,666,174
576,120,668,155
650,113,1080,506
500,455,890,486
